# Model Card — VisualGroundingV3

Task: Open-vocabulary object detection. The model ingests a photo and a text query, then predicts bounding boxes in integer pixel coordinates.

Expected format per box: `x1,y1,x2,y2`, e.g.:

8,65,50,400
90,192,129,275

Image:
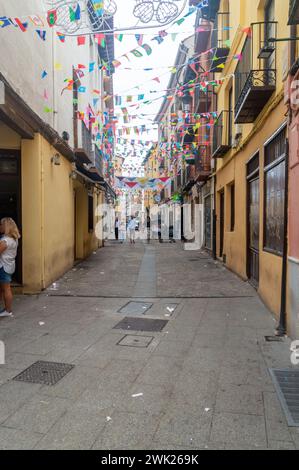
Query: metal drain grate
13,361,75,386
113,316,168,332
117,335,154,348
118,301,153,315
269,369,299,426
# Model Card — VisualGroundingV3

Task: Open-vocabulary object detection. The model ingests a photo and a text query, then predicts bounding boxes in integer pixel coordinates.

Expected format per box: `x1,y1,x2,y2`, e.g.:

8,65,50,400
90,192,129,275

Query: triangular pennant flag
69,4,81,22
44,106,53,113
56,31,66,42
152,77,160,83
171,33,178,42
36,30,46,41
14,18,28,32
41,70,48,79
115,33,123,42
89,62,95,72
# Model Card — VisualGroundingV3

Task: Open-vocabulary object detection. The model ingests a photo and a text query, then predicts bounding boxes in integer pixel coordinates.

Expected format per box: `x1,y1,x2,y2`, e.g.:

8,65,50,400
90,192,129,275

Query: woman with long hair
0,217,21,317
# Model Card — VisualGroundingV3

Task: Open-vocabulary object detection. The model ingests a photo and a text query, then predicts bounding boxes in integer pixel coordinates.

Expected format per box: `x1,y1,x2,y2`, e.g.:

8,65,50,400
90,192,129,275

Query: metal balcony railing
288,0,299,25
234,22,277,123
212,111,232,158
81,122,93,160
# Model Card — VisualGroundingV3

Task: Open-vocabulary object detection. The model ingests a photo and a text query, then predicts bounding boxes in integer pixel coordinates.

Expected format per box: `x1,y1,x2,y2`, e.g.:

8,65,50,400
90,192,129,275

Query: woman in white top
127,216,137,244
0,218,20,317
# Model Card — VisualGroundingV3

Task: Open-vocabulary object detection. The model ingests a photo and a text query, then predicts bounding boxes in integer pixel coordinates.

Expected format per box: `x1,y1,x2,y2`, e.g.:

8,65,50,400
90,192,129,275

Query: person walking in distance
115,216,119,241
0,218,21,318
127,216,137,244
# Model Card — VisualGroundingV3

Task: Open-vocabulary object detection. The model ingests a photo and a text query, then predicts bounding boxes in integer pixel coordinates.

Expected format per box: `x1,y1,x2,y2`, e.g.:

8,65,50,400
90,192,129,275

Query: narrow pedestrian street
0,241,297,450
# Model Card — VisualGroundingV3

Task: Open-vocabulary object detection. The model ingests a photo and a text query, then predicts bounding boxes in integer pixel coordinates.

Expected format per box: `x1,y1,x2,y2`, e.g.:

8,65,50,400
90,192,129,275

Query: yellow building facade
213,0,290,321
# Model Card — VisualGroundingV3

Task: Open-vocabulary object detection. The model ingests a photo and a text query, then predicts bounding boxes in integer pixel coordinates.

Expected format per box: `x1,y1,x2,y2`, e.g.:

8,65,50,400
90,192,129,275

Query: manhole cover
13,361,75,386
117,335,154,348
113,317,168,332
269,369,299,426
118,301,153,315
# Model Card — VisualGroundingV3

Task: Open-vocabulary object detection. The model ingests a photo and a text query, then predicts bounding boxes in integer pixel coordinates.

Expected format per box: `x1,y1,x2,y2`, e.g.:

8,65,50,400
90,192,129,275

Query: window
230,183,235,231
264,128,286,255
88,194,94,232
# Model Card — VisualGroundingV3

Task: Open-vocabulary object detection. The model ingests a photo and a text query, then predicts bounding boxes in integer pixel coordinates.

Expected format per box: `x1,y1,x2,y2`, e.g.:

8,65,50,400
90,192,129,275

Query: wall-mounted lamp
51,153,61,166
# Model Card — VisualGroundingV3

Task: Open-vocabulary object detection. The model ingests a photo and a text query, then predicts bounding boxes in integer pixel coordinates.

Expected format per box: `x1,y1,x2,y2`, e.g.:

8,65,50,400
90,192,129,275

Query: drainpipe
276,138,289,336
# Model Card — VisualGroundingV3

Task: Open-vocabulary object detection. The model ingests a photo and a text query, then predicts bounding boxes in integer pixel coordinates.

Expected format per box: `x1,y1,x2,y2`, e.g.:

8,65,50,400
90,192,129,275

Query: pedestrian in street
147,214,151,244
115,216,119,241
127,216,137,244
0,217,20,318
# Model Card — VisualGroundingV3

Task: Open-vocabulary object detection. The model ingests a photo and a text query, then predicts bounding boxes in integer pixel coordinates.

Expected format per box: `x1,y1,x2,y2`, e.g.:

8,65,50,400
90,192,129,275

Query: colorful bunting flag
41,70,48,79
69,5,81,22
47,9,57,27
56,31,66,43
77,36,86,46
14,18,28,32
36,30,46,41
141,44,152,56
0,17,11,28
29,15,44,27
95,33,106,47
130,49,143,58
135,34,144,46
115,34,123,42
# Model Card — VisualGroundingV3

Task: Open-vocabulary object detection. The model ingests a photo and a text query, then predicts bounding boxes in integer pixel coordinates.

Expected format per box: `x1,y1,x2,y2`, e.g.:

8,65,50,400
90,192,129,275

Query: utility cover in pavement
113,317,168,332
118,301,153,315
269,369,299,426
13,361,75,386
117,335,154,348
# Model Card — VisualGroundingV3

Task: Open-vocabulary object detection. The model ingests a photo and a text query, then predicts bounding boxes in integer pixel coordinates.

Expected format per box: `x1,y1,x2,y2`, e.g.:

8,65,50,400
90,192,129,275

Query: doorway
219,190,225,258
247,154,260,287
0,150,22,283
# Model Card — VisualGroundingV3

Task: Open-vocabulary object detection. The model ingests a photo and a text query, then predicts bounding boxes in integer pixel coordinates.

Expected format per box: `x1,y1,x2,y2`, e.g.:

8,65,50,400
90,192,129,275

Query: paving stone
3,395,70,434
34,408,108,450
0,381,42,424
136,356,183,387
0,426,43,450
210,412,267,447
215,384,264,415
153,407,213,448
92,412,159,450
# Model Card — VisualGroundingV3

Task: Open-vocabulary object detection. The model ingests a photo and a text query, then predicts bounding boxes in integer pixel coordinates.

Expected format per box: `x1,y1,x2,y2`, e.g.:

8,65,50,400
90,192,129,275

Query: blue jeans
0,267,12,283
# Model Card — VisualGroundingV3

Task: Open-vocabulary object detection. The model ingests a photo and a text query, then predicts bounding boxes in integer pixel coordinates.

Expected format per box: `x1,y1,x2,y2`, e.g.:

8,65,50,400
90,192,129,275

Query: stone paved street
0,242,298,450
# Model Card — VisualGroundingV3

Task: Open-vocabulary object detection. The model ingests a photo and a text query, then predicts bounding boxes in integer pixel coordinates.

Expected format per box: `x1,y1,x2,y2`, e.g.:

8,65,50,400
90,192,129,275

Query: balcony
195,145,211,181
210,12,230,73
212,111,232,158
288,0,299,25
75,122,94,164
234,22,277,124
190,0,220,22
